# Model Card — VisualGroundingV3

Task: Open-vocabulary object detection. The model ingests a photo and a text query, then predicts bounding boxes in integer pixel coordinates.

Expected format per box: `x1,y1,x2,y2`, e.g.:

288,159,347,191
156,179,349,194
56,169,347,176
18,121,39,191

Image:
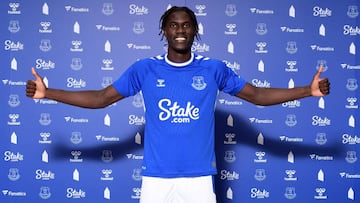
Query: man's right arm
26,67,124,109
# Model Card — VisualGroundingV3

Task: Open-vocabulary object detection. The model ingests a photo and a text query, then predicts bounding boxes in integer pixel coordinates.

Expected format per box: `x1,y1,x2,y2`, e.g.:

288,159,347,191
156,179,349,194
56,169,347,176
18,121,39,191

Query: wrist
307,85,314,96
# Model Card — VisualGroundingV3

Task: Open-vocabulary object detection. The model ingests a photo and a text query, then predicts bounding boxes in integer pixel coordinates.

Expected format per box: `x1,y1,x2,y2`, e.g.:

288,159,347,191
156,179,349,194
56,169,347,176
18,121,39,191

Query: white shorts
140,175,217,203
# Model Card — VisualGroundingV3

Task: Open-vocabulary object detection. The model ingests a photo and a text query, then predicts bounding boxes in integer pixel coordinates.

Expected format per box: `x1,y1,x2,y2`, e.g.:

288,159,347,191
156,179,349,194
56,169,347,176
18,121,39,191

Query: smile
175,37,186,41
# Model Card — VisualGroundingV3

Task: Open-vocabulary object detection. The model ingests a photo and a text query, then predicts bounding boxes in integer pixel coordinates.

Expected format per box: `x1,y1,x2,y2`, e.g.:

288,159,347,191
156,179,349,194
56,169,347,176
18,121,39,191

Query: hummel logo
156,79,165,87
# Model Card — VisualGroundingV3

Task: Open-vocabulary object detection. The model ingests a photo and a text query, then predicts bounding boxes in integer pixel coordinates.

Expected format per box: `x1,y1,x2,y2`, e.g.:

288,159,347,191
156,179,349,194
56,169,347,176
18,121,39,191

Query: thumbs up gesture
26,67,47,99
310,65,330,96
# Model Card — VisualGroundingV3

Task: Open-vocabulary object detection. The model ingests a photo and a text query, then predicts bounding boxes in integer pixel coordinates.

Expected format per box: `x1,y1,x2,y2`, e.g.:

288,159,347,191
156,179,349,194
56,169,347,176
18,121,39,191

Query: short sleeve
112,60,145,97
217,61,246,95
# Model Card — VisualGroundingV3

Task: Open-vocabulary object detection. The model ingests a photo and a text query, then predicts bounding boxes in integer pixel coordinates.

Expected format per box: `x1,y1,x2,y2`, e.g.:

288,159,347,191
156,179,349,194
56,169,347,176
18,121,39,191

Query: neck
166,50,192,63
165,53,194,67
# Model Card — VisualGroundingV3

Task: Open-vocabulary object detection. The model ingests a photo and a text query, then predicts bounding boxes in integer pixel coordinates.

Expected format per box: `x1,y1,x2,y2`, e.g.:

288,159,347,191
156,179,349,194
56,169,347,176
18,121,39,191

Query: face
163,10,196,54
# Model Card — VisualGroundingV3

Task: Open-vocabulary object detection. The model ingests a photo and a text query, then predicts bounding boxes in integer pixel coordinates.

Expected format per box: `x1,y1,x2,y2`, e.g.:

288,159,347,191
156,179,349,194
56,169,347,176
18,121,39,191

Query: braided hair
159,6,200,41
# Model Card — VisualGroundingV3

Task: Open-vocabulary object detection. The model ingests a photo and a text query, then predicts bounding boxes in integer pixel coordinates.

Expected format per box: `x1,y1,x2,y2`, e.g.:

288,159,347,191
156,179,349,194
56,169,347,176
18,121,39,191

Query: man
26,6,330,203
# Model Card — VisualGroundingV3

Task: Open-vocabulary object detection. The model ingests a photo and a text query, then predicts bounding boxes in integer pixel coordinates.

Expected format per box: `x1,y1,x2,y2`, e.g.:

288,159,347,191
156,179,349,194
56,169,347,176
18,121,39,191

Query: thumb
314,65,323,80
31,67,42,80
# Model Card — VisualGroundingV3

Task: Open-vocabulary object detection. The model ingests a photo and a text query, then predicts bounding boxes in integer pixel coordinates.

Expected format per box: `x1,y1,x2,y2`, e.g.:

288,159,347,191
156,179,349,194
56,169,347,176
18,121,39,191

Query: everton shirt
112,53,246,177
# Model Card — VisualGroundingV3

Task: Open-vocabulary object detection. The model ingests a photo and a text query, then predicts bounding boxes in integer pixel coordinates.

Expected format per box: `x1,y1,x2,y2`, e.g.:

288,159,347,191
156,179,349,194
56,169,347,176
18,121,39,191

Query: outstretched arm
26,67,124,109
236,66,330,106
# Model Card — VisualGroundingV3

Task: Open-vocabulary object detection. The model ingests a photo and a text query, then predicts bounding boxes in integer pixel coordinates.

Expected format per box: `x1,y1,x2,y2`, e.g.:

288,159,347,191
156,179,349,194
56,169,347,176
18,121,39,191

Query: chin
173,48,191,54
171,44,192,52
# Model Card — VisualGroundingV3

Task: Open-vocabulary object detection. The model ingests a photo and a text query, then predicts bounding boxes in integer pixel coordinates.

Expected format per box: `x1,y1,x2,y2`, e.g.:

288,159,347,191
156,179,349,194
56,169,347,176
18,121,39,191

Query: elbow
91,98,114,109
91,89,123,109
251,99,272,106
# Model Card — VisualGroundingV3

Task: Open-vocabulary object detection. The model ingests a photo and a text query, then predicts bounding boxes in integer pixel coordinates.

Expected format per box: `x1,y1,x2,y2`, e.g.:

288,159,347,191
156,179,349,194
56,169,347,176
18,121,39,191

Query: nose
176,25,185,33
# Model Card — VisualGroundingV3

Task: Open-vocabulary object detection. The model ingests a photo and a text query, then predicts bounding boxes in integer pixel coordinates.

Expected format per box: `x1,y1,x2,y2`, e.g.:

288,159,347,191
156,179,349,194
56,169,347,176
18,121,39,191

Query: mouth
175,37,187,42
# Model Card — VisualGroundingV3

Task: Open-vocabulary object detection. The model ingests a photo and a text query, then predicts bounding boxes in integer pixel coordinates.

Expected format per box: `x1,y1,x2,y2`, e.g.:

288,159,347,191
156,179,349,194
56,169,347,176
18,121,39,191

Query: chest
142,68,218,99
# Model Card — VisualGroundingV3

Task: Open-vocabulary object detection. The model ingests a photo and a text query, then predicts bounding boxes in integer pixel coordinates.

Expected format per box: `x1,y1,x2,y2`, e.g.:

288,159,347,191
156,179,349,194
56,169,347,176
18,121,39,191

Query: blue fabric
112,53,246,177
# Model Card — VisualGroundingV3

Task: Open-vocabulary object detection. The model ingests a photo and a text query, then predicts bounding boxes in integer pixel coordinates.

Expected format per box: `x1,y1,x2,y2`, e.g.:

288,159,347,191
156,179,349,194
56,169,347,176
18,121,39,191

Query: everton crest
191,76,207,90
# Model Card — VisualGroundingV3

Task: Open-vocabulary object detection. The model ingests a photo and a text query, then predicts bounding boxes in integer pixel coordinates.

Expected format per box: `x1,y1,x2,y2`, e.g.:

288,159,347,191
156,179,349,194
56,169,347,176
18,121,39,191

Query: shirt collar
165,53,194,67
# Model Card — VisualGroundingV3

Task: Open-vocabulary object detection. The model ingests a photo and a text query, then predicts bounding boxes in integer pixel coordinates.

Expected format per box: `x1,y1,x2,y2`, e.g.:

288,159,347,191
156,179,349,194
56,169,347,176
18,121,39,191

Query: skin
26,10,330,108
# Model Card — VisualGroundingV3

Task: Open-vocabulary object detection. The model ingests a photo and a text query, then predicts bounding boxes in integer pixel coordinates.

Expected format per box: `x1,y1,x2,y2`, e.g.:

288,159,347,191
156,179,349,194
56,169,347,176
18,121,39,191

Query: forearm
255,86,312,106
237,85,312,106
45,88,110,109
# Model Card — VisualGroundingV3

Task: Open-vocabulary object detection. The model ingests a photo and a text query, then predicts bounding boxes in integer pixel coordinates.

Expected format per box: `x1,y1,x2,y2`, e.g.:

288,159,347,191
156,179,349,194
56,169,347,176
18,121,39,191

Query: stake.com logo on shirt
157,98,200,123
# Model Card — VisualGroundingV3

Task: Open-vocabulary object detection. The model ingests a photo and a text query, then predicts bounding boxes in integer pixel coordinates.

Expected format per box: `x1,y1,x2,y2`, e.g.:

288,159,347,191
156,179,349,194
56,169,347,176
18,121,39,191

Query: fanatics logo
65,6,89,13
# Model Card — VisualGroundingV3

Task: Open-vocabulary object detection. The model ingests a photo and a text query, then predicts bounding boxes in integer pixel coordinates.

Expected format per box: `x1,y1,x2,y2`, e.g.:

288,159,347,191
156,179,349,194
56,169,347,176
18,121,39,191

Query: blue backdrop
1,0,359,202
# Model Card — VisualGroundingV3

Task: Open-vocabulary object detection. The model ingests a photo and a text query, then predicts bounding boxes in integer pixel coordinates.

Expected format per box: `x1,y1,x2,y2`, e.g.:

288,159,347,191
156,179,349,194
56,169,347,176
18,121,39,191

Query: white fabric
140,175,217,203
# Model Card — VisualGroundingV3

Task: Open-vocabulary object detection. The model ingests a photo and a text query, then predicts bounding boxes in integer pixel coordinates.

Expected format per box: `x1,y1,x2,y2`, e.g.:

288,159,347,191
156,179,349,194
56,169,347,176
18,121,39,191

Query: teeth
175,37,186,41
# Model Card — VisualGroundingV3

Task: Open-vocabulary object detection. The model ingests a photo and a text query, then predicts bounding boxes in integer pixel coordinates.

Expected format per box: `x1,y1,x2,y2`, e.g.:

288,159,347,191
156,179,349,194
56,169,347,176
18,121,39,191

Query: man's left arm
235,66,330,106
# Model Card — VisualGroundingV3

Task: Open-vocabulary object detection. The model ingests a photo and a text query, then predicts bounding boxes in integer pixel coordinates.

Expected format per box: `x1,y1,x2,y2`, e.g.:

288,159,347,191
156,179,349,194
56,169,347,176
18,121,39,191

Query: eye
183,23,191,28
169,23,177,28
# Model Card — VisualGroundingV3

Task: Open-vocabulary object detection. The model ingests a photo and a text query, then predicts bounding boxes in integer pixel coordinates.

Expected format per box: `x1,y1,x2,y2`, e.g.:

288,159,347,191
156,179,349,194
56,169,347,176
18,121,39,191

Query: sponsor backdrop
1,0,359,202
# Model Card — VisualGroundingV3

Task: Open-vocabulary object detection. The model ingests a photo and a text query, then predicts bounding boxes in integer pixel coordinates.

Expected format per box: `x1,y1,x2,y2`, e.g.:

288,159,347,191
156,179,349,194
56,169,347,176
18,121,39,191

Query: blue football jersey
112,53,246,177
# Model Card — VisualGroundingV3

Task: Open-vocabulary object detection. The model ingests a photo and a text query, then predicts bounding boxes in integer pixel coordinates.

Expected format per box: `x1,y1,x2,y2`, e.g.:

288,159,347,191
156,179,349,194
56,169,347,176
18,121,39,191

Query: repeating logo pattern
1,1,358,202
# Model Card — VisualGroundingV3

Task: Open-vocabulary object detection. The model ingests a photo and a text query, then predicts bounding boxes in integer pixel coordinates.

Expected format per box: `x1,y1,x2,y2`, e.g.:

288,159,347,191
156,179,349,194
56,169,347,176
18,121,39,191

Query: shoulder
129,54,166,69
194,54,225,66
193,54,227,69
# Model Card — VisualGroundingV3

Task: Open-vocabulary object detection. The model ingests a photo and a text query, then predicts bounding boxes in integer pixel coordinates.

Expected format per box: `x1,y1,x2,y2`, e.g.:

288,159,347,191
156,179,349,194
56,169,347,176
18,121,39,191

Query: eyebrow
168,20,191,25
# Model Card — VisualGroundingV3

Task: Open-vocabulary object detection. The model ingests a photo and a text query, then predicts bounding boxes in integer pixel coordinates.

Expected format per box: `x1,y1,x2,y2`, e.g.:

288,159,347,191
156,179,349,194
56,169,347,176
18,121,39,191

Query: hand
310,65,330,97
26,67,47,99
